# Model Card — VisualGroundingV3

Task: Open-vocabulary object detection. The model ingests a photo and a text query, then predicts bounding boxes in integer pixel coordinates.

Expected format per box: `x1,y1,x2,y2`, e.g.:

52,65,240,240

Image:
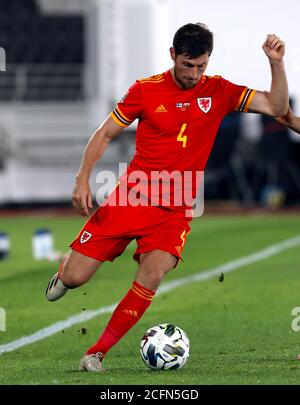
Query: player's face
170,49,210,89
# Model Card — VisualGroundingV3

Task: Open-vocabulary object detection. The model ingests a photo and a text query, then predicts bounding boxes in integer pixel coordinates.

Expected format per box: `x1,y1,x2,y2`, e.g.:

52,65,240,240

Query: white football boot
79,352,107,372
46,272,68,301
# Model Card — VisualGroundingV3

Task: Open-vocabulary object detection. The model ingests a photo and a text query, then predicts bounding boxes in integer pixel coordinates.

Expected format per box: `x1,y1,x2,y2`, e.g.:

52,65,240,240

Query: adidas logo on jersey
121,309,138,318
155,104,168,113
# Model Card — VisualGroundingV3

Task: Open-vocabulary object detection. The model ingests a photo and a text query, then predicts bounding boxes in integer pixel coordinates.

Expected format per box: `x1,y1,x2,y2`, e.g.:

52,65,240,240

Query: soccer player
275,106,300,134
46,23,289,372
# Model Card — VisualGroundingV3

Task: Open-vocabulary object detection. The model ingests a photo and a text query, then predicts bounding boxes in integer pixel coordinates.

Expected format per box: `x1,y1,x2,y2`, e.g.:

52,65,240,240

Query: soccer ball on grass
140,323,189,370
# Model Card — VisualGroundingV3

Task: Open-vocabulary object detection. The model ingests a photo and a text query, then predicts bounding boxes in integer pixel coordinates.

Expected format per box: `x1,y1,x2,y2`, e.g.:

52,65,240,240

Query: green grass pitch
0,213,300,385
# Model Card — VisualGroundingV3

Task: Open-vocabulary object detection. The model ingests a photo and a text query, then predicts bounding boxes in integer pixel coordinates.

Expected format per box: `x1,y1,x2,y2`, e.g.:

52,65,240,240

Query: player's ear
170,47,176,61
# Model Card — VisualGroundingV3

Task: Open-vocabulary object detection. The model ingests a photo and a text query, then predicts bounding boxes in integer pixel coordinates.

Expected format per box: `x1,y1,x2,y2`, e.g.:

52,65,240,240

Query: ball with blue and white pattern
140,324,190,370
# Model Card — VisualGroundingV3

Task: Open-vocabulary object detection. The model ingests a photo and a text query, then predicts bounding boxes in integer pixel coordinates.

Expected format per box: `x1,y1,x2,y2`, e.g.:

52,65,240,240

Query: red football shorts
70,201,192,266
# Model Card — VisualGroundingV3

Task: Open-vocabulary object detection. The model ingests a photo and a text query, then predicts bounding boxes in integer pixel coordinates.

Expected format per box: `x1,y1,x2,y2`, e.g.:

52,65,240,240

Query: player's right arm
274,106,300,134
72,116,124,217
73,81,142,216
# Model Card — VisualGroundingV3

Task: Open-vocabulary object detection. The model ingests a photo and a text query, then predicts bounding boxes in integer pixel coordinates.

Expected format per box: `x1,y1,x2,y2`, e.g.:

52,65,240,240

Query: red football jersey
110,70,255,211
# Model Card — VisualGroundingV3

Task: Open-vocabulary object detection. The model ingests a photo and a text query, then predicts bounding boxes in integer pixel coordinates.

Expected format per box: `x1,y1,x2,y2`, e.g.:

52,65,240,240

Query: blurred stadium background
0,0,299,209
1,0,300,386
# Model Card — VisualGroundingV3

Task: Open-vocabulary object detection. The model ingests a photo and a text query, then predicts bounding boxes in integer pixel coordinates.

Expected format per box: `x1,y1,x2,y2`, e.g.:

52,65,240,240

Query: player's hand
72,179,93,217
262,34,285,62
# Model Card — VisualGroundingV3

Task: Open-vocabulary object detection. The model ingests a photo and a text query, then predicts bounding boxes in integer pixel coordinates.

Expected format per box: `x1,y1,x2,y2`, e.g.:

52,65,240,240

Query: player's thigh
139,249,177,270
61,250,103,285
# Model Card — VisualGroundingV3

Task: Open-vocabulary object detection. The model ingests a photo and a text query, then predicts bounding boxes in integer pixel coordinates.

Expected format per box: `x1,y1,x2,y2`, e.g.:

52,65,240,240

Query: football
140,323,190,370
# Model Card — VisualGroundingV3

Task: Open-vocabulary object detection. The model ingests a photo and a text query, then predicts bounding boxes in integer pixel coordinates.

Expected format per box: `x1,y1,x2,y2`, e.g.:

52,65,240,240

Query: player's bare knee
150,269,168,286
137,264,172,290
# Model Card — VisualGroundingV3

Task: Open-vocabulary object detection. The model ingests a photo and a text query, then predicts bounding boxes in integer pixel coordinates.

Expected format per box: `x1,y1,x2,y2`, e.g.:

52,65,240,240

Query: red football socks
87,281,155,356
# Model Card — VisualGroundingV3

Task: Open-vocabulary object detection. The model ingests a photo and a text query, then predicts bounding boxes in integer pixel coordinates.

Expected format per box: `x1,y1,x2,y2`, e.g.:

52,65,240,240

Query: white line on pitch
1,234,300,355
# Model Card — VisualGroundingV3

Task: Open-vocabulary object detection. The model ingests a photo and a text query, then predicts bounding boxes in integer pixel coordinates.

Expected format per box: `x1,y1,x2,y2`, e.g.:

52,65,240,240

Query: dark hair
173,23,213,58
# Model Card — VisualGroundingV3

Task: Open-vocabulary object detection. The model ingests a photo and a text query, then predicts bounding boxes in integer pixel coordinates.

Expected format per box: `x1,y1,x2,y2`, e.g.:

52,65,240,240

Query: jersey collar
164,69,207,92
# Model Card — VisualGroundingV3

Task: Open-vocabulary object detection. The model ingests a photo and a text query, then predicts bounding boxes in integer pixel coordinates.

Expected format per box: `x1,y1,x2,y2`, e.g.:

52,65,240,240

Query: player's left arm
275,105,300,134
248,34,289,117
